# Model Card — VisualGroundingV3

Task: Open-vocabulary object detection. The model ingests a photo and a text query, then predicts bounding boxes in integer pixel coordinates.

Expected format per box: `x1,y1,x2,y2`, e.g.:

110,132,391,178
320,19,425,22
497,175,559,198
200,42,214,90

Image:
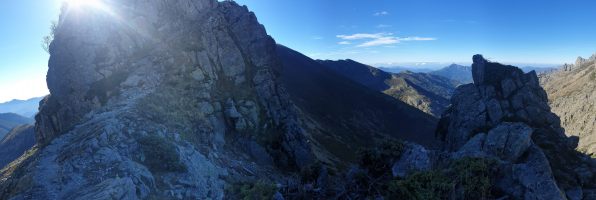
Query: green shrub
225,181,277,200
384,157,495,200
447,157,495,199
357,139,404,176
41,21,57,53
386,170,453,200
300,162,323,184
138,135,186,173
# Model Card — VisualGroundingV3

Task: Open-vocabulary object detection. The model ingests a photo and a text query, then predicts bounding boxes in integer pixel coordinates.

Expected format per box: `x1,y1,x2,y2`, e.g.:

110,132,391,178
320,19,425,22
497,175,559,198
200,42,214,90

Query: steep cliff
540,54,596,155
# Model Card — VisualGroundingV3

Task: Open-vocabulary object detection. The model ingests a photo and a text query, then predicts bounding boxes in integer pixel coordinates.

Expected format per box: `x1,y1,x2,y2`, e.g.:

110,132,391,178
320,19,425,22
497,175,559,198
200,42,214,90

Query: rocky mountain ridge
436,55,595,199
540,53,596,155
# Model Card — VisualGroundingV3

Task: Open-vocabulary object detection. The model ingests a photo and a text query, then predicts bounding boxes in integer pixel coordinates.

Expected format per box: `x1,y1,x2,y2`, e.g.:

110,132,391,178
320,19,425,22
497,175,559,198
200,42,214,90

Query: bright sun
63,0,106,10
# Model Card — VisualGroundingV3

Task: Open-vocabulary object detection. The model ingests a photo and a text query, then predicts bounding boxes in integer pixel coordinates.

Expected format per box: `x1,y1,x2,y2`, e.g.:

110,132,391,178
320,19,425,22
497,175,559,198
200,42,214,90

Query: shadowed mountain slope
0,113,33,139
0,124,35,168
317,59,458,117
277,46,439,156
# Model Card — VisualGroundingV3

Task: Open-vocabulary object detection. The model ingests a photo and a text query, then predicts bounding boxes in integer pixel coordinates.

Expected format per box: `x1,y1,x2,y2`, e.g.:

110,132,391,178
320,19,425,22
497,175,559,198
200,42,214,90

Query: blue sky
1,0,596,102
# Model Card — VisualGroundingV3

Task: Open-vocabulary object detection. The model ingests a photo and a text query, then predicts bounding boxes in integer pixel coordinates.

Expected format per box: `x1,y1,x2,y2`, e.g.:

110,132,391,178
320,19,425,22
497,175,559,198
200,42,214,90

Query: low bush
225,181,277,200
138,135,187,173
383,157,495,200
447,157,495,199
356,139,404,177
387,170,453,200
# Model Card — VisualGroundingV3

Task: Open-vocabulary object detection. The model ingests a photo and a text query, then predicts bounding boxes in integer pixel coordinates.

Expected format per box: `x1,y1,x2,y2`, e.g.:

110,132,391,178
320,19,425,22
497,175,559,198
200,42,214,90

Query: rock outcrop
2,0,314,199
540,53,596,155
437,55,596,199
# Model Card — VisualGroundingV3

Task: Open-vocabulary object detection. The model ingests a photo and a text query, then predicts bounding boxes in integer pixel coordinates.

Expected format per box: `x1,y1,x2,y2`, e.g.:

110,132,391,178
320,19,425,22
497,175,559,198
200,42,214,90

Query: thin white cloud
376,24,392,28
374,11,389,16
336,33,436,47
398,37,437,41
336,33,389,40
312,36,323,40
357,37,399,47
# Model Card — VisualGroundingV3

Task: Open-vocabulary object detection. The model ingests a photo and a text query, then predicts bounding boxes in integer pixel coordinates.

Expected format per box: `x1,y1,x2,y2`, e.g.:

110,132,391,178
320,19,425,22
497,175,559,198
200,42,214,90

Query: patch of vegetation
41,21,57,53
357,139,404,176
386,170,453,200
300,162,324,184
590,72,596,81
447,157,495,199
225,181,278,200
86,70,130,105
138,135,186,173
384,157,495,200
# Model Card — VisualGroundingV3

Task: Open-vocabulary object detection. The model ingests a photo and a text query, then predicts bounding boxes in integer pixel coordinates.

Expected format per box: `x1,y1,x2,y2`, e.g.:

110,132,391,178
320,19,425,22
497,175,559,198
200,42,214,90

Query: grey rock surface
391,143,431,178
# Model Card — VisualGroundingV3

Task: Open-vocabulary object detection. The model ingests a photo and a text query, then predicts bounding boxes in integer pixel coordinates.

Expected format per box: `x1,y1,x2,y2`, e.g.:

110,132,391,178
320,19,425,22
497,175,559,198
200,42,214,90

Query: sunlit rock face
437,55,596,200
3,0,312,199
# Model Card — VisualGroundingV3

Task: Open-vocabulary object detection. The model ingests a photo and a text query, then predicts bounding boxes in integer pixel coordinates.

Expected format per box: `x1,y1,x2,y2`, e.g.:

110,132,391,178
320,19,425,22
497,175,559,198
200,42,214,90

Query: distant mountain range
377,66,436,73
416,64,557,85
0,97,44,118
429,64,473,84
318,59,458,117
0,113,34,139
